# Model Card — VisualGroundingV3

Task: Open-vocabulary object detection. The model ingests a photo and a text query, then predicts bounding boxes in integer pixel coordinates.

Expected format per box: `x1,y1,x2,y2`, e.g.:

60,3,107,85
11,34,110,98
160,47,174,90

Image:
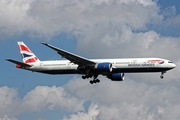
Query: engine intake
95,62,112,72
108,73,125,81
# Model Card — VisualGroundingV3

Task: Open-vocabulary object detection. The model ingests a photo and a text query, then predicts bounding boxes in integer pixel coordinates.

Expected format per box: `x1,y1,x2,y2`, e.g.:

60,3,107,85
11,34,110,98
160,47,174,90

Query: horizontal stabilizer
6,58,32,67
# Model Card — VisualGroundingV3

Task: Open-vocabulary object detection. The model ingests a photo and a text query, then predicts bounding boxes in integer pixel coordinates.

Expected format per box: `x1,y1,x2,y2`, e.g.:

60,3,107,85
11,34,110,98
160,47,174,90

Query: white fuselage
24,58,176,75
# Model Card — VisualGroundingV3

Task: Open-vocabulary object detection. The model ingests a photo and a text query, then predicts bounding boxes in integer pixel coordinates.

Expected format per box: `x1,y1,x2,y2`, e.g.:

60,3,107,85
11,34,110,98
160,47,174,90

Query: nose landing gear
160,71,166,79
160,75,164,79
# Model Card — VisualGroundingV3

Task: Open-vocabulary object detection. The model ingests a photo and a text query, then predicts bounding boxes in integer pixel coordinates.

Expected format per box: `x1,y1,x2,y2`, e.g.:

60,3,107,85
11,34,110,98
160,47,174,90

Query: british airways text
128,63,155,67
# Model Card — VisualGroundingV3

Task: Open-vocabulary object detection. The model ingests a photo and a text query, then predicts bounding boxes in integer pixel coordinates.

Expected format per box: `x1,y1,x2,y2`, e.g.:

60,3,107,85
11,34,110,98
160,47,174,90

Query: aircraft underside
37,67,172,74
35,67,172,84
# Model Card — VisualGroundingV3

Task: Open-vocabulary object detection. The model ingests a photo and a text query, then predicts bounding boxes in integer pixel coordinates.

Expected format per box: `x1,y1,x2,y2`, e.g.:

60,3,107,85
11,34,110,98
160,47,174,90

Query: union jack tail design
18,41,40,64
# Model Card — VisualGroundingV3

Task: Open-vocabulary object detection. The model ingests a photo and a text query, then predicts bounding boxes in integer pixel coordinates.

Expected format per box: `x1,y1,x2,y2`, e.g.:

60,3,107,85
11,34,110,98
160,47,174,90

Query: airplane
6,42,176,84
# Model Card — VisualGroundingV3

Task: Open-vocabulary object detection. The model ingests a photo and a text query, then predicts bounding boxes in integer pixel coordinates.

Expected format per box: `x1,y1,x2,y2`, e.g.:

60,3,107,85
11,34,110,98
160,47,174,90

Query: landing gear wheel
160,75,164,79
93,80,97,83
89,79,100,84
90,80,93,84
89,74,100,84
96,79,100,83
82,76,86,79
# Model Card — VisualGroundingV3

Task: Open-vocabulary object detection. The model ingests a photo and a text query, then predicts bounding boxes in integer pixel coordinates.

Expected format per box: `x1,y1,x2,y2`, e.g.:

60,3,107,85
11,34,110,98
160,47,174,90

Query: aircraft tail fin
17,41,40,63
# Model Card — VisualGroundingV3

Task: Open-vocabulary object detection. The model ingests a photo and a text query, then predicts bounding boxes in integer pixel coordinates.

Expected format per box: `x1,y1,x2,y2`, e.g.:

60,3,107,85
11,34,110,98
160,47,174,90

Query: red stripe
19,45,32,53
25,57,38,63
148,60,164,62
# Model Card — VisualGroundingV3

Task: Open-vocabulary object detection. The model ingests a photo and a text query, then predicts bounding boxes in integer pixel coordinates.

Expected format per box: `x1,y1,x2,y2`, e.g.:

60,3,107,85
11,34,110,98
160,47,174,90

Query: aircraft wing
41,43,96,66
6,58,32,67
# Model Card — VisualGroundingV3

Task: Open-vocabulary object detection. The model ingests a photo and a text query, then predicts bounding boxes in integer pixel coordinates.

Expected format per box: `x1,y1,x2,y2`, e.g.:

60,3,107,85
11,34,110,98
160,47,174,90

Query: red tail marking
25,57,38,63
19,45,32,53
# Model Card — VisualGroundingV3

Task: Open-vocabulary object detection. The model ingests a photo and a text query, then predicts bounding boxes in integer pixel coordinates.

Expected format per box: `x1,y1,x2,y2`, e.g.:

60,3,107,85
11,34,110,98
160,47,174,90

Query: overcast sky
1,0,180,120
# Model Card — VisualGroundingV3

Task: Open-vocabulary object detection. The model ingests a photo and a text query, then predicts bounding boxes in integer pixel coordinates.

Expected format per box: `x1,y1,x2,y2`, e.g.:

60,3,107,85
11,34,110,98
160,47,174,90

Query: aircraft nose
172,63,176,68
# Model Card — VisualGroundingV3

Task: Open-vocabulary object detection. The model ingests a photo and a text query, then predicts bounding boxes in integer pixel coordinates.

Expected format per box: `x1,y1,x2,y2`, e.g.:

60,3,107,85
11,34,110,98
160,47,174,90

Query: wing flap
6,58,32,67
41,42,96,66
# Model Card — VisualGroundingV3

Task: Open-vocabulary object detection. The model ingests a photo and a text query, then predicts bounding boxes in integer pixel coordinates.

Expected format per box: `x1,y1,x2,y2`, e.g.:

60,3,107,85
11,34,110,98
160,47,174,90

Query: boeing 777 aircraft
6,42,176,84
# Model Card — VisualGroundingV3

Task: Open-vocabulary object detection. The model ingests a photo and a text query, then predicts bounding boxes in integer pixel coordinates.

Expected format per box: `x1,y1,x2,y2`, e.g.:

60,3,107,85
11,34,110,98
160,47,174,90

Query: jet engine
108,73,125,81
95,62,112,72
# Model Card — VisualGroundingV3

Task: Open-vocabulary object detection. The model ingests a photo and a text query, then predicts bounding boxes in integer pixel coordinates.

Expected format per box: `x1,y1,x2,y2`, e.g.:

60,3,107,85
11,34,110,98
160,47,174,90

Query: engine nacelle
95,62,112,72
108,73,125,81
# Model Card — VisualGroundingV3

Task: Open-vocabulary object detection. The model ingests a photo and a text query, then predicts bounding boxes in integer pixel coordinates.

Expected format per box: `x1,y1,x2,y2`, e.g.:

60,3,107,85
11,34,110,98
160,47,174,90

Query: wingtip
40,42,48,46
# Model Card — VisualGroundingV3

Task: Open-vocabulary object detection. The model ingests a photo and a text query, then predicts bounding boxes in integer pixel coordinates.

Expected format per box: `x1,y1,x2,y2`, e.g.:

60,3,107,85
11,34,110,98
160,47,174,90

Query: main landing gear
160,71,166,79
89,79,100,84
82,74,100,84
82,74,92,79
89,74,100,84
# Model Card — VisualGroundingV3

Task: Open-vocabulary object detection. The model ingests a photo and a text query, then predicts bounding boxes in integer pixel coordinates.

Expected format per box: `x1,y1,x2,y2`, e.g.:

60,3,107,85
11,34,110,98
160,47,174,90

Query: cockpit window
168,61,173,63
